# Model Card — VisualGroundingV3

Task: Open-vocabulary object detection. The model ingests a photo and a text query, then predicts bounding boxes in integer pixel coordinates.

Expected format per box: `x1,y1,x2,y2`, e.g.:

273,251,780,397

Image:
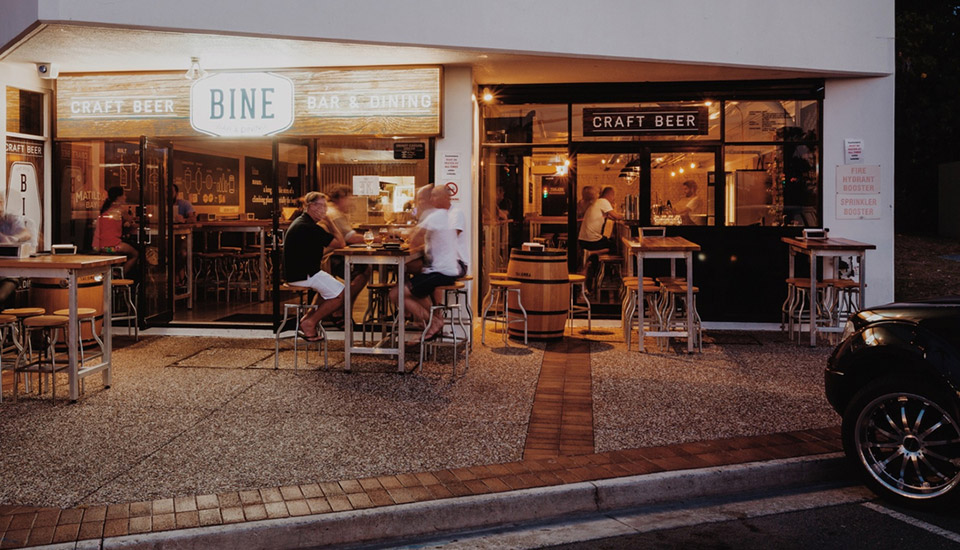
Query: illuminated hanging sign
56,67,441,138
190,72,294,137
582,106,708,136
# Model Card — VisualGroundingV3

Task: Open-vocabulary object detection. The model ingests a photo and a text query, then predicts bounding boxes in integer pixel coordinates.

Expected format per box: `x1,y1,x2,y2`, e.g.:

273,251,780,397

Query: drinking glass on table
363,230,375,248
379,227,388,243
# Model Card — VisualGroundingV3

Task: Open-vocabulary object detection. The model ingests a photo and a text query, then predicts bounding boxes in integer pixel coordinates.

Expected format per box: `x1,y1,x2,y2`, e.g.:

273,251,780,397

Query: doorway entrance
569,146,718,310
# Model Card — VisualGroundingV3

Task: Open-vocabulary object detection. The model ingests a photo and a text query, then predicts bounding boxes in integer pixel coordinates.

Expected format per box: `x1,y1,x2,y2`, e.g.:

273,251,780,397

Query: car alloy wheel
852,388,960,502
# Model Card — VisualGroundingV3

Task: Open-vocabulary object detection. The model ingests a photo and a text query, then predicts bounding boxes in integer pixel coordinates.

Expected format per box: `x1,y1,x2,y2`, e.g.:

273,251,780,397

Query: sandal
298,330,324,342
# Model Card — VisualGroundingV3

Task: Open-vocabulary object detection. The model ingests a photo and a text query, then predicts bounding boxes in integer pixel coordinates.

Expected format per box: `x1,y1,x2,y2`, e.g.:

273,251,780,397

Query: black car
825,298,960,506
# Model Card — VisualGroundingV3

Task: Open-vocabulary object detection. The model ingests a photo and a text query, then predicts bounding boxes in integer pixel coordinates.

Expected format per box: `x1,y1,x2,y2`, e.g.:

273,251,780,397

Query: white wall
434,66,475,307
19,0,893,75
822,75,895,305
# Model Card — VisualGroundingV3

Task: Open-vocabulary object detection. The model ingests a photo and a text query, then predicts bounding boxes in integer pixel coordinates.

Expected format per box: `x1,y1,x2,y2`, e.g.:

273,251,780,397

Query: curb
42,453,850,550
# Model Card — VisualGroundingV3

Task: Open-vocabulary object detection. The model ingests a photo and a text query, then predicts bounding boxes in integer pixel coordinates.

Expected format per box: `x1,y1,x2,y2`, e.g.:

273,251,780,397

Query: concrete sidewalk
0,328,842,548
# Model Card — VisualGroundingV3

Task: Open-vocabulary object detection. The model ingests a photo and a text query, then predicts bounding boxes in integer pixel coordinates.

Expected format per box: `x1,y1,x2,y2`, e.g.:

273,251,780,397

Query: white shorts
290,270,344,301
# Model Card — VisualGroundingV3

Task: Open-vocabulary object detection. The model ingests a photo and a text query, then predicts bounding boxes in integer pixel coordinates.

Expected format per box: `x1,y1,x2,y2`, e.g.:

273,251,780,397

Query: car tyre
842,375,960,507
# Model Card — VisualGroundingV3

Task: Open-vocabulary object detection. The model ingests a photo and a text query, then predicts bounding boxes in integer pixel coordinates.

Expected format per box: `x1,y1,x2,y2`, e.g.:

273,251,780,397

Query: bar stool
232,251,261,301
3,307,44,396
658,280,703,352
567,274,591,334
481,279,527,345
361,282,397,345
112,274,138,340
595,254,624,301
53,308,105,368
0,313,20,403
623,277,663,351
419,282,469,375
274,284,327,372
482,272,510,316
782,277,830,342
14,314,70,401
823,278,861,327
194,251,231,302
450,275,474,345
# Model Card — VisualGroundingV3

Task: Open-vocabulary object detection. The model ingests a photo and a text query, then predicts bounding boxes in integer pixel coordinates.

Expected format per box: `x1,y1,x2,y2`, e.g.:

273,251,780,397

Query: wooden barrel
30,275,104,342
506,248,570,340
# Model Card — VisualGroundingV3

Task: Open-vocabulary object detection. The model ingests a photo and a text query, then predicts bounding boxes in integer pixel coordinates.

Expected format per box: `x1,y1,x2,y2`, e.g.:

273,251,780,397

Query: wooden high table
621,236,701,353
335,244,423,373
0,254,126,401
782,236,876,347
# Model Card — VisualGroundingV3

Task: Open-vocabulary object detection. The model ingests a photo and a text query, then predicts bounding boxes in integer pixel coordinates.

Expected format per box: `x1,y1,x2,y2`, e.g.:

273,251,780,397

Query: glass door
138,136,174,326
272,139,310,329
647,149,717,227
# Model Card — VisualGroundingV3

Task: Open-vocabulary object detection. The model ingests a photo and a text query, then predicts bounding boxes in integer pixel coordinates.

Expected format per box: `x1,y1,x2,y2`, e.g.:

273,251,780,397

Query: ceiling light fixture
184,56,207,80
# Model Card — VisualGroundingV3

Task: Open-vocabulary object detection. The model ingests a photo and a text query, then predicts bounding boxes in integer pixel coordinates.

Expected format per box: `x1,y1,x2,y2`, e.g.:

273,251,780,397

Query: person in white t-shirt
676,180,704,225
577,186,622,290
449,203,468,277
390,186,460,343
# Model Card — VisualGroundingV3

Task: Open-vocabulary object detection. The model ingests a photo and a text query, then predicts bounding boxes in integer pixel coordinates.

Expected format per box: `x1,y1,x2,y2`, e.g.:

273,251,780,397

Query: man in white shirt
577,186,622,290
676,179,704,225
391,186,460,343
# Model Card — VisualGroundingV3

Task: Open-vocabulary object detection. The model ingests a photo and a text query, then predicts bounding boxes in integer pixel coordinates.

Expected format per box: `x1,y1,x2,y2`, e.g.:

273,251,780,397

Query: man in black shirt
283,192,346,340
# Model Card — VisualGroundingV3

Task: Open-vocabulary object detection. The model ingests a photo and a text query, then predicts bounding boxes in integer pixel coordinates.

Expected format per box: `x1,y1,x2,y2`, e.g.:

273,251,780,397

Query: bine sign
190,72,294,137
56,66,441,138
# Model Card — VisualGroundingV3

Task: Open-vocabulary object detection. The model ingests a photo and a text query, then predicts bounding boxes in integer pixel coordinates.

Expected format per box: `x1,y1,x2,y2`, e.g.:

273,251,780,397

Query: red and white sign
844,138,863,164
836,165,880,194
441,152,463,200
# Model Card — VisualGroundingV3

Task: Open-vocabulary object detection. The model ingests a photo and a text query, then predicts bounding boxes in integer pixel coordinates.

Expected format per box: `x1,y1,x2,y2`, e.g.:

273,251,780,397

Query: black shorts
410,272,457,299
579,238,611,252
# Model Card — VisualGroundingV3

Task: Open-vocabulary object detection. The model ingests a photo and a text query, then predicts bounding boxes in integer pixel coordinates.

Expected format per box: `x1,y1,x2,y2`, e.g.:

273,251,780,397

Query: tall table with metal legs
337,245,423,373
0,254,126,401
621,236,701,353
781,236,875,347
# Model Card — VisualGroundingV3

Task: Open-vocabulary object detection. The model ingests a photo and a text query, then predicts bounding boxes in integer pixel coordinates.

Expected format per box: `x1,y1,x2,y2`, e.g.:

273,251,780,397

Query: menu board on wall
104,142,141,199
4,137,45,249
244,157,302,219
173,150,239,207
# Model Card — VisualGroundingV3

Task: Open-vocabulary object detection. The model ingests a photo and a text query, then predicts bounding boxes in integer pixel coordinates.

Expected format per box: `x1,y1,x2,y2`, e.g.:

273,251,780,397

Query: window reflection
725,144,819,227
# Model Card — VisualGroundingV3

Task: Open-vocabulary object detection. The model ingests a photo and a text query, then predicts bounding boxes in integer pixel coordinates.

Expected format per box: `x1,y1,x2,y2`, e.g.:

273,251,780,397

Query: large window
723,100,821,227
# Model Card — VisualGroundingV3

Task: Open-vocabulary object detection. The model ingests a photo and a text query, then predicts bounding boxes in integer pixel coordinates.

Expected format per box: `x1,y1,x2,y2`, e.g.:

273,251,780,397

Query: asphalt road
377,484,960,550
543,500,960,550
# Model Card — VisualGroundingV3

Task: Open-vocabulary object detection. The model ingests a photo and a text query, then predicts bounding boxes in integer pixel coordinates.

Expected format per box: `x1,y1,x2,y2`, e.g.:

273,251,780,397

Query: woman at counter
92,186,139,275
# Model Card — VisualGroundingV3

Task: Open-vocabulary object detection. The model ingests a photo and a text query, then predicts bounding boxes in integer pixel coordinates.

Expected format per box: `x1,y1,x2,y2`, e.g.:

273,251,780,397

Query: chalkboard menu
244,157,301,219
172,150,239,207
104,141,141,198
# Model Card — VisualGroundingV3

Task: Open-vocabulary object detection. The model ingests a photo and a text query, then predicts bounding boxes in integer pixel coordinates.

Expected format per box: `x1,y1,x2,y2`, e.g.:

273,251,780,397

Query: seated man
283,192,347,341
390,186,460,343
577,185,622,292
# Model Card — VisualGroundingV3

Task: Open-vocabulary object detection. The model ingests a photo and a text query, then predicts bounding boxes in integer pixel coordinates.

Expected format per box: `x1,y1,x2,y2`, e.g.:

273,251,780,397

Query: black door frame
271,137,312,331
138,136,175,327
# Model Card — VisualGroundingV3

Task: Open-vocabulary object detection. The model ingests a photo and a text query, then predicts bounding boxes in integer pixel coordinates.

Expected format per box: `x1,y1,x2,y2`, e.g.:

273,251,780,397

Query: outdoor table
781,236,875,347
195,220,270,301
0,254,125,401
621,236,701,353
335,244,423,373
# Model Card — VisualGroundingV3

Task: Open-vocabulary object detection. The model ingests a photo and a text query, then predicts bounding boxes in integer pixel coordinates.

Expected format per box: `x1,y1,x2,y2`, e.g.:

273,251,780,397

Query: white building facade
0,0,895,328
